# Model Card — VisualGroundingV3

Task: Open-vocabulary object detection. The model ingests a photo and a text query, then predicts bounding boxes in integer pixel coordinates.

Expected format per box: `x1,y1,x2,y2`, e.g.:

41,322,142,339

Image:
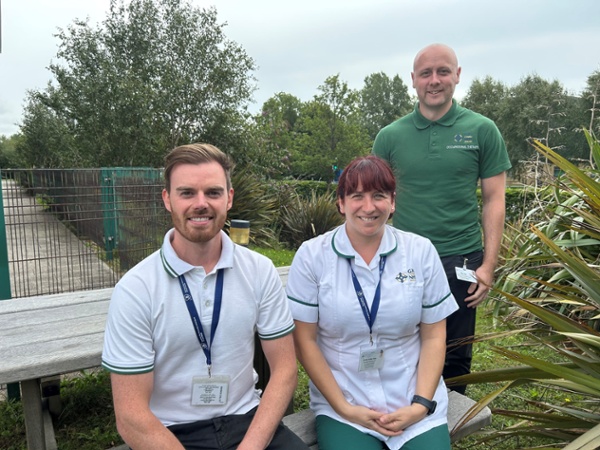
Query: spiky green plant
449,132,600,450
227,170,279,247
279,190,344,249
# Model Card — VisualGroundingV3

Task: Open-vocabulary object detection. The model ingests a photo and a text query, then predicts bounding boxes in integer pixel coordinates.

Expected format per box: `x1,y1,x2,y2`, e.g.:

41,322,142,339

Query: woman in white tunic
286,155,458,450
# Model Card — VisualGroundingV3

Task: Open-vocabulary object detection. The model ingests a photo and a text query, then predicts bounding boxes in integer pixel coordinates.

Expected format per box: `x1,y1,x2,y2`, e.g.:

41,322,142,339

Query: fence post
0,171,10,301
100,169,117,261
0,171,20,400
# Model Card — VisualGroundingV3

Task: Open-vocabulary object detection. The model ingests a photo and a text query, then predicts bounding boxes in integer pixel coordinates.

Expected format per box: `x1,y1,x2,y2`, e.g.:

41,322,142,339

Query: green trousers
315,415,451,450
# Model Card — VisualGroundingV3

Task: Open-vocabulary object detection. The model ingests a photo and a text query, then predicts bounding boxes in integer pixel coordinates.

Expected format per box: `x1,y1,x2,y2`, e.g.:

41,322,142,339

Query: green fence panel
0,170,11,300
0,170,20,400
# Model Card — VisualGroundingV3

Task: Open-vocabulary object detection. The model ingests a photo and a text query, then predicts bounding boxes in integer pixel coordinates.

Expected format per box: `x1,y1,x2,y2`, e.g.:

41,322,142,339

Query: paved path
2,178,117,298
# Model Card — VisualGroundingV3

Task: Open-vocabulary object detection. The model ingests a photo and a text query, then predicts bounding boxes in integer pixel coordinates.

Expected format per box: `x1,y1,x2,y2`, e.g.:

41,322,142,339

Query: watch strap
411,394,437,415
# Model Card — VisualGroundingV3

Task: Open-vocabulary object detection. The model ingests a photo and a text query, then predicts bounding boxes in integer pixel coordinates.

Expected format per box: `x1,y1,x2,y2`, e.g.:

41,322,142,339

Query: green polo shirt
373,100,511,257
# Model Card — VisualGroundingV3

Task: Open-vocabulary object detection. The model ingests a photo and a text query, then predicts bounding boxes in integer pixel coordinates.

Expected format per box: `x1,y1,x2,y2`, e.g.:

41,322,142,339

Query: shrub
451,134,600,449
228,170,280,247
279,191,344,249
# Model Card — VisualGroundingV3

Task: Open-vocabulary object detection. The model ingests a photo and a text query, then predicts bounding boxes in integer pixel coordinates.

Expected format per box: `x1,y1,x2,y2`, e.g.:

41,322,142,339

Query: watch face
429,401,437,415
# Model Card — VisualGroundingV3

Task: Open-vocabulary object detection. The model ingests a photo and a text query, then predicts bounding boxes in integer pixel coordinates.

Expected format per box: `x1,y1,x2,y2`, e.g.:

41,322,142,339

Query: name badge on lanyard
349,257,387,371
179,269,230,406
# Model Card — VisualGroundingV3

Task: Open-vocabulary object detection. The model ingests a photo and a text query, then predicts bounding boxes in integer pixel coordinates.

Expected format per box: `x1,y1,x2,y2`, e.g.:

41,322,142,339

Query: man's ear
162,189,172,212
227,188,234,211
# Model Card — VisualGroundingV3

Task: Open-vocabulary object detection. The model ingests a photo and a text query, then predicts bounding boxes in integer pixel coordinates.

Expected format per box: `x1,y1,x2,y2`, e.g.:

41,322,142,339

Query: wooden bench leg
21,379,47,450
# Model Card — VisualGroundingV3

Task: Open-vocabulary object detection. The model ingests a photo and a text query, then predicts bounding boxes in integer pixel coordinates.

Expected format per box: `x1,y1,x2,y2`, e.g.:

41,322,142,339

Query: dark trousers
440,250,483,395
166,406,309,450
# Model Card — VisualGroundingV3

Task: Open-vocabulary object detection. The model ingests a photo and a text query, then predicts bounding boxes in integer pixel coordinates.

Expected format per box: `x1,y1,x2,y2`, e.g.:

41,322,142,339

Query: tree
461,76,508,124
17,89,80,168
359,72,412,140
289,75,370,179
499,75,568,174
582,69,600,168
19,0,256,167
0,134,23,168
245,93,303,179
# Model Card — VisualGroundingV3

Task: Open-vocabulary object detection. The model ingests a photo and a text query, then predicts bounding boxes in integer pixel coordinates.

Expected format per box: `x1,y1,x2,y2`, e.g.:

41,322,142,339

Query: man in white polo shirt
102,143,308,450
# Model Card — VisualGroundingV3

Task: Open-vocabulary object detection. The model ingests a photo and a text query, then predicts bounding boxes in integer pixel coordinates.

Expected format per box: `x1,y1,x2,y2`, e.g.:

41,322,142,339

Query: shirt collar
412,99,459,129
331,224,398,261
160,228,235,278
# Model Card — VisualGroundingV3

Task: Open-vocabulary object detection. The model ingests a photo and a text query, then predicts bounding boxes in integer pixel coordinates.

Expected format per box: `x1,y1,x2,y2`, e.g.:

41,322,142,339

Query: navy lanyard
348,256,387,344
178,269,224,377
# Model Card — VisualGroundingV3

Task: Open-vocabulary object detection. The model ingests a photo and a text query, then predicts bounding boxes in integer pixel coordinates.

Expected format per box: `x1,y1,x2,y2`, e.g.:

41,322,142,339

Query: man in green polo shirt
373,43,511,394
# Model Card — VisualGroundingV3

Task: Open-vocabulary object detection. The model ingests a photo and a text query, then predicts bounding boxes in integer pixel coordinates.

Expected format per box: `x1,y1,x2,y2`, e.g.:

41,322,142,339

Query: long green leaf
583,129,600,169
530,139,600,208
495,287,596,335
493,347,600,395
563,420,600,450
559,332,600,349
531,226,600,304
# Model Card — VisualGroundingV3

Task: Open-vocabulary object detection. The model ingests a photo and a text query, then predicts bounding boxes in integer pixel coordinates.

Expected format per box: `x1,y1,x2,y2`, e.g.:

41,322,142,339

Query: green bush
228,170,280,247
279,191,344,249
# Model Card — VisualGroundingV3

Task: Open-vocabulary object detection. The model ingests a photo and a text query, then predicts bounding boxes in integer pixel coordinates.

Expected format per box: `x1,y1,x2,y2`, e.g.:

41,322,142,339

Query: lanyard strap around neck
178,268,224,376
348,256,386,342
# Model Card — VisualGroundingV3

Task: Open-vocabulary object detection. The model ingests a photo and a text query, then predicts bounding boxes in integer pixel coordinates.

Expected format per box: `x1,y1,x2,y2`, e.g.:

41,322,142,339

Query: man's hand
464,265,494,308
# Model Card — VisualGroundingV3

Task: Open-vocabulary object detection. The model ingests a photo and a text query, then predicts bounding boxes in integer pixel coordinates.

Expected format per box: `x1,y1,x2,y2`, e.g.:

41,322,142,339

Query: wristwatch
411,395,437,415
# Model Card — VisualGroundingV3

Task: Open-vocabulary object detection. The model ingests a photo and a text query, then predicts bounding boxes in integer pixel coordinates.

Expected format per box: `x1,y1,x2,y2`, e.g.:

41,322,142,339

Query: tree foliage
18,0,256,168
464,74,589,175
360,72,412,140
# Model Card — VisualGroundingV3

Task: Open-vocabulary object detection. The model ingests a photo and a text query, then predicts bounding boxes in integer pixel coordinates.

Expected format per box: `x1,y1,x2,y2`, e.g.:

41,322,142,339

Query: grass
0,248,569,449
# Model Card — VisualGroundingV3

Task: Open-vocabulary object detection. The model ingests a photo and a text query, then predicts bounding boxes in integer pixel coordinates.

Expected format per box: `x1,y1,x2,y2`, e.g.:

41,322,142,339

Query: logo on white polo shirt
395,269,416,283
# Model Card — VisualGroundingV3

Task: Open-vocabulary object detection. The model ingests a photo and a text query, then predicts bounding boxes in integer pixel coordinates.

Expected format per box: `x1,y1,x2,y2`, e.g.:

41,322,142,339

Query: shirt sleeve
420,239,459,324
479,119,512,179
255,258,295,340
286,242,321,323
102,276,156,374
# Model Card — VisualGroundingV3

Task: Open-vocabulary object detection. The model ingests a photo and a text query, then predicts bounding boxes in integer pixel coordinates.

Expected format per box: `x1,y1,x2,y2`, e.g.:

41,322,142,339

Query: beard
170,209,227,244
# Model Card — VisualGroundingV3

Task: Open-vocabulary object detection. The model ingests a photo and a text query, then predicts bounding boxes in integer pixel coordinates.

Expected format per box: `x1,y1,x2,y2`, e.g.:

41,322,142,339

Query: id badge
455,266,478,283
358,345,385,372
191,375,230,406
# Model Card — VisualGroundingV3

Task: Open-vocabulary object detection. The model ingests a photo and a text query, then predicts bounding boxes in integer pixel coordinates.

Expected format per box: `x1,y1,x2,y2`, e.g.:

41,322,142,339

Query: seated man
102,143,308,450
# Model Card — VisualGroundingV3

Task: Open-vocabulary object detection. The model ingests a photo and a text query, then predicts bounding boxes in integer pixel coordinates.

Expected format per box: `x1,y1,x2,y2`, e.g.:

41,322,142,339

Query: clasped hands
339,403,428,436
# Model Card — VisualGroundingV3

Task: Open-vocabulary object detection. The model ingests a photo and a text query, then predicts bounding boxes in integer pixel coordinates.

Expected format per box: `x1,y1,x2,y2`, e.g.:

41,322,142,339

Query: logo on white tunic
395,269,416,283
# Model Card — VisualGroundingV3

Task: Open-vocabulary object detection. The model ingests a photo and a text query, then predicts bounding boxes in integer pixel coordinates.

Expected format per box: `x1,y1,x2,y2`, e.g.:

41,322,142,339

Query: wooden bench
0,266,491,450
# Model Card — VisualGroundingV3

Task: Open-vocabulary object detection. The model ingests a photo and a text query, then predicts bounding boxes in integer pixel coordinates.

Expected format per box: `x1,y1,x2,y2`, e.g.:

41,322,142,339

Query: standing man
102,143,308,450
373,44,511,394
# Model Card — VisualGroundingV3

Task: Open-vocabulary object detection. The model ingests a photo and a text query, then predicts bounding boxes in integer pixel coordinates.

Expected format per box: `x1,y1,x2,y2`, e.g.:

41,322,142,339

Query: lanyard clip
463,257,468,269
208,365,212,378
369,334,373,346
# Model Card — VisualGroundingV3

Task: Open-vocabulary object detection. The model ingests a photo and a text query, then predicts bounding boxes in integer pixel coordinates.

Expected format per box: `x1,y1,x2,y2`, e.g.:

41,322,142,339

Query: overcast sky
1,0,599,137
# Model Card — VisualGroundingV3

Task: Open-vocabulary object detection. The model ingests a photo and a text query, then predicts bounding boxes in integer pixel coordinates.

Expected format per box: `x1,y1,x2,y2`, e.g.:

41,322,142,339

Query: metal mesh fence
1,168,171,298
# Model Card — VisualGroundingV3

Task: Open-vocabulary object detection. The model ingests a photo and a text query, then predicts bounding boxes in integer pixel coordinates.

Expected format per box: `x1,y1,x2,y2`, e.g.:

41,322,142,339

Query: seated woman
286,155,458,450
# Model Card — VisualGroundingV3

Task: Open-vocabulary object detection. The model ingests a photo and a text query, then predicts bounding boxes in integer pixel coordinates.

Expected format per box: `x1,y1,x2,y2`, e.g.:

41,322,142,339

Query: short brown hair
163,143,235,192
336,155,396,215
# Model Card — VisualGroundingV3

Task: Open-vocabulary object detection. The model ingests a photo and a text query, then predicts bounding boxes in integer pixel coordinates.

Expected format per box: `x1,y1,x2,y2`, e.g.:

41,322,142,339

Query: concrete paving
1,178,117,298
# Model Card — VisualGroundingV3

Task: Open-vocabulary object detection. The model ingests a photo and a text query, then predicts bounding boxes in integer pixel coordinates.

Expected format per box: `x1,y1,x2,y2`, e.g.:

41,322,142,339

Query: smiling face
338,183,394,241
336,156,396,244
162,161,233,249
411,44,461,121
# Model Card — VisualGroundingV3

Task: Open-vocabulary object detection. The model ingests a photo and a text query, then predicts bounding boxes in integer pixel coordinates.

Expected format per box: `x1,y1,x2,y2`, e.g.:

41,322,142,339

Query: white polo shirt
286,225,458,449
102,229,295,426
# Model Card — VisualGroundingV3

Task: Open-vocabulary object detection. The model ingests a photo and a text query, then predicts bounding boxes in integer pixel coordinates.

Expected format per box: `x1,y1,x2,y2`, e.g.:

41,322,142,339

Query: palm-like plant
227,170,279,247
449,132,600,450
278,190,344,249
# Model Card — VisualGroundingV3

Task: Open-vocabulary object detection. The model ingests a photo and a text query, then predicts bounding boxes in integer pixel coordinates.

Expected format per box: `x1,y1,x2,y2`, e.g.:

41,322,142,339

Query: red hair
336,155,396,214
